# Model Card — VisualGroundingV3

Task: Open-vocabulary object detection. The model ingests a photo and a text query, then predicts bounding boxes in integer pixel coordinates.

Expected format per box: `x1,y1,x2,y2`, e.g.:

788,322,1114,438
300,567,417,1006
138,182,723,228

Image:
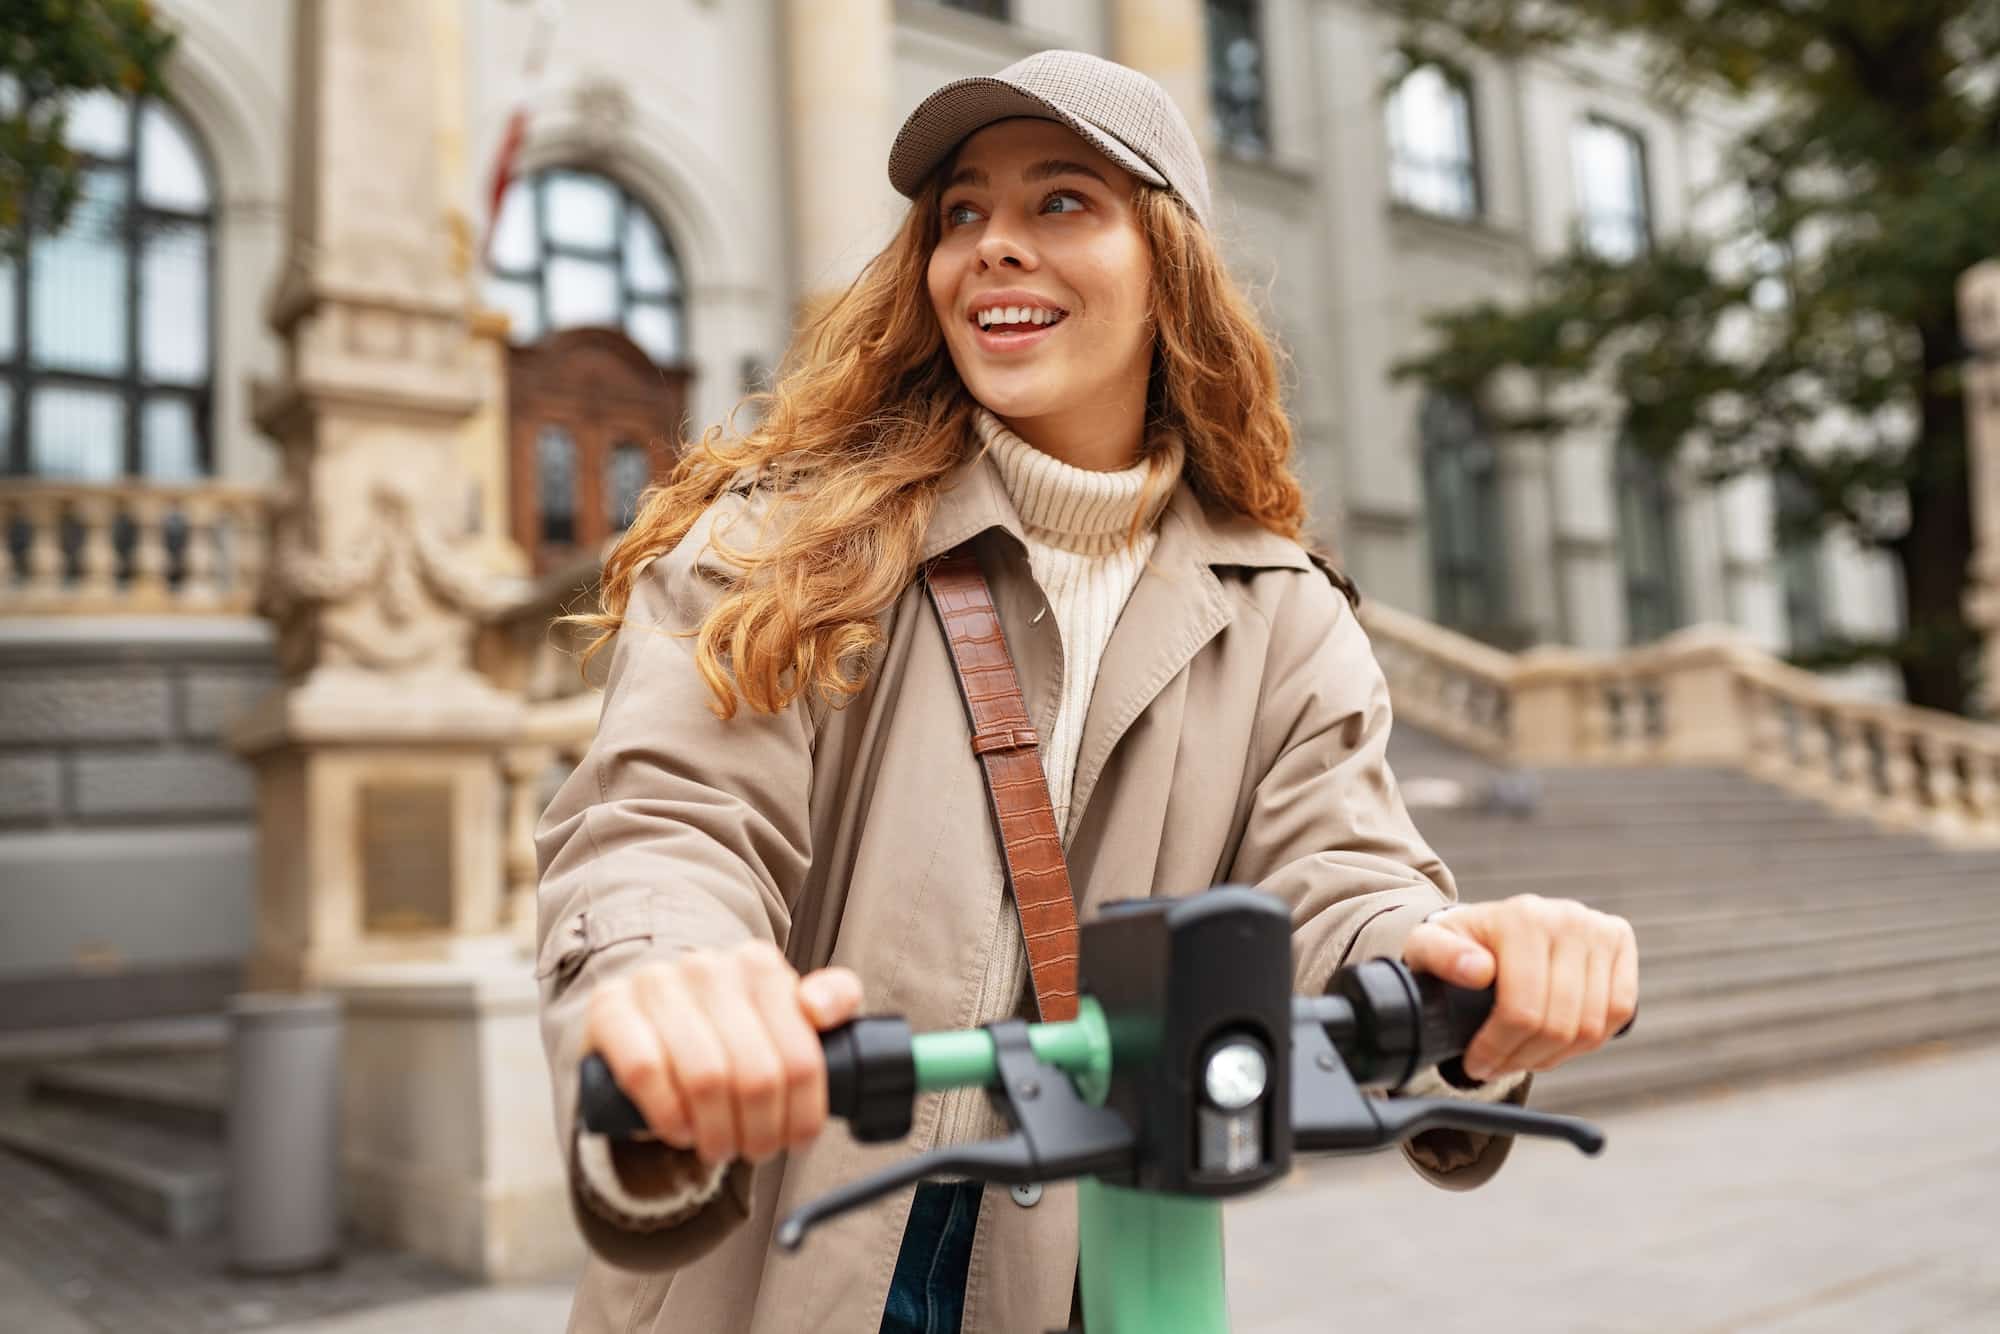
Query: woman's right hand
582,939,864,1166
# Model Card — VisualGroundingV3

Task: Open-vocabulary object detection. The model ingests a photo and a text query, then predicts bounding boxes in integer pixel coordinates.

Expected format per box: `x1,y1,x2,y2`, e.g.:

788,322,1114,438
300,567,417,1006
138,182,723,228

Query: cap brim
887,76,1170,200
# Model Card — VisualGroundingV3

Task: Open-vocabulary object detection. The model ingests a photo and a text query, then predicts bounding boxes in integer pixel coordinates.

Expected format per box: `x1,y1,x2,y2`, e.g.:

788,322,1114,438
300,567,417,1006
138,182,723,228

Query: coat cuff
1398,1070,1532,1191
574,1133,732,1231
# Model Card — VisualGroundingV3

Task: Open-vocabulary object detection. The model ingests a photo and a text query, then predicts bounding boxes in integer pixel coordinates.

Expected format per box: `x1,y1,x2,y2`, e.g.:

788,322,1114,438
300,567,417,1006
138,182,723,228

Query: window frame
1419,391,1509,640
2,94,219,480
1572,114,1653,263
482,166,690,367
1206,0,1272,160
1385,58,1484,223
1774,468,1829,654
1614,439,1684,644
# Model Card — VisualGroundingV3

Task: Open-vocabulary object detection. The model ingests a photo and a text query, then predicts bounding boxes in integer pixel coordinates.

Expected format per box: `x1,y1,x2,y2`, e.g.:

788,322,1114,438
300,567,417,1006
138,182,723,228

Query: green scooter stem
909,1001,1227,1332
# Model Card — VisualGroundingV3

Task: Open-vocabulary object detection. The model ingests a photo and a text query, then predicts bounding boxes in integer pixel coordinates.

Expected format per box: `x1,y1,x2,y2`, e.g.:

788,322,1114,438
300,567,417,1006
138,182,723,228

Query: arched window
1420,392,1506,638
1616,439,1682,643
1386,61,1481,221
3,91,215,479
1573,117,1651,263
482,167,687,365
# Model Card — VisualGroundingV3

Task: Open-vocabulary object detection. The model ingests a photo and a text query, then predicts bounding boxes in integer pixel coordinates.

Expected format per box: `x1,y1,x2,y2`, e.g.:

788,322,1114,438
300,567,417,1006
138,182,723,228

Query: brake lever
1290,1009,1606,1156
776,1018,1136,1251
1372,1097,1605,1155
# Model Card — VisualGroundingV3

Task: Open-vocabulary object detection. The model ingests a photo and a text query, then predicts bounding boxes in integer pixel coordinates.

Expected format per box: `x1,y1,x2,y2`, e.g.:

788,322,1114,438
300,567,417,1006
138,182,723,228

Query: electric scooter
579,886,1618,1333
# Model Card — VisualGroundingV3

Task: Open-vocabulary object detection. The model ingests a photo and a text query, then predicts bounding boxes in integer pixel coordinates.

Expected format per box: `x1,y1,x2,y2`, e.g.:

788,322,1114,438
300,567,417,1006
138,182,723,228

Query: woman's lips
969,317,1064,355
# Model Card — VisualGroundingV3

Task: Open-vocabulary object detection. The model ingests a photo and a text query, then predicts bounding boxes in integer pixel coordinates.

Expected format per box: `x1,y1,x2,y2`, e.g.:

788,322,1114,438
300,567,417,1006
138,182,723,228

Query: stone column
785,0,897,304
1108,0,1213,144
236,0,524,993
1959,262,2000,715
230,0,574,1281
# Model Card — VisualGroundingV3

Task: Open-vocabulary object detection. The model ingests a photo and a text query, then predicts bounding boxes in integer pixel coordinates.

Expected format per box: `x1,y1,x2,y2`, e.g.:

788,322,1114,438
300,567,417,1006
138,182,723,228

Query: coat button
1010,1183,1043,1208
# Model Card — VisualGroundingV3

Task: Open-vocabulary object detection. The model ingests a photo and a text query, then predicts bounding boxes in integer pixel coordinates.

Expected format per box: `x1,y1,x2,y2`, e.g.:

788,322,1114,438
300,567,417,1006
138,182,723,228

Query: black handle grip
1421,975,1636,1089
1326,960,1635,1091
577,1016,919,1143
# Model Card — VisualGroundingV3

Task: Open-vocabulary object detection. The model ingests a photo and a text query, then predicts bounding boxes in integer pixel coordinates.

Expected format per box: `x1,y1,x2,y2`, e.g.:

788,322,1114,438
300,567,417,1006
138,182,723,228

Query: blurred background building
4,0,1999,1304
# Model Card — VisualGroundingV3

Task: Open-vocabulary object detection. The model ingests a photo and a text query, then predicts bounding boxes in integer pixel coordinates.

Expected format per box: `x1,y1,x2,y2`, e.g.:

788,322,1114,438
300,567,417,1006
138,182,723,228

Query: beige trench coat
535,446,1520,1334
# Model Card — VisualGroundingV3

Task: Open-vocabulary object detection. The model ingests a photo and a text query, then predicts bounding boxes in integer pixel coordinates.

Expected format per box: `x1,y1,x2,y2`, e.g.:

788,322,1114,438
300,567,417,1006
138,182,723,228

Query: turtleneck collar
972,407,1186,556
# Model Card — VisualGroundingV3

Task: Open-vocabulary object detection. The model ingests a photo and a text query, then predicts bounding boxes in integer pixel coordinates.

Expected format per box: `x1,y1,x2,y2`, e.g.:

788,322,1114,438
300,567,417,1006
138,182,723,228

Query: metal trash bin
226,992,342,1273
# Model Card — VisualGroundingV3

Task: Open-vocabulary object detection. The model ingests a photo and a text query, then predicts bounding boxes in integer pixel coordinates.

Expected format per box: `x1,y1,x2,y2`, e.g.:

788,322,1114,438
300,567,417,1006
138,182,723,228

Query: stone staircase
0,1021,228,1241
1391,726,2000,1111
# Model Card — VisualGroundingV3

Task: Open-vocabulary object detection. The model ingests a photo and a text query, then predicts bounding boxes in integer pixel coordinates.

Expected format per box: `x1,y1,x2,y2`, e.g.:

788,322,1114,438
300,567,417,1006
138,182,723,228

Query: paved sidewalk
1228,1040,2000,1333
4,1041,1995,1332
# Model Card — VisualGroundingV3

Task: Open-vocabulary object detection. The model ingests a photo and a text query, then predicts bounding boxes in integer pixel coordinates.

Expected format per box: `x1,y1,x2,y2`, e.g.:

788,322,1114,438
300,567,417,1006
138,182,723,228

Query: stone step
0,1101,225,1240
1455,865,2000,917
1422,797,1844,830
1435,834,1949,879
1635,897,2000,956
1427,816,1905,852
1534,981,2000,1113
1523,863,1993,913
30,1052,228,1140
1634,929,2000,1003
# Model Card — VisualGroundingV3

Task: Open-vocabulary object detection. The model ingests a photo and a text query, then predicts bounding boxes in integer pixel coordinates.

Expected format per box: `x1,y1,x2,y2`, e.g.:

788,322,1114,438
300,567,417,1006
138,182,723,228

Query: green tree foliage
1388,0,2000,713
0,0,177,253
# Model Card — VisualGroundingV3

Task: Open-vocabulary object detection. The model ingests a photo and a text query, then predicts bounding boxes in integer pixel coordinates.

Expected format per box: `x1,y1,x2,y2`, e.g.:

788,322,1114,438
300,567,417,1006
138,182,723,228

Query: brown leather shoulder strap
923,548,1080,1022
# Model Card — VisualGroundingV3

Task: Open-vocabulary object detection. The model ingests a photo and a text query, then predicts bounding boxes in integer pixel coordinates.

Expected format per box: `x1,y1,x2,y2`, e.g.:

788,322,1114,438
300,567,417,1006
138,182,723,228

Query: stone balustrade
1359,599,1516,758
1360,606,2000,847
1,480,273,615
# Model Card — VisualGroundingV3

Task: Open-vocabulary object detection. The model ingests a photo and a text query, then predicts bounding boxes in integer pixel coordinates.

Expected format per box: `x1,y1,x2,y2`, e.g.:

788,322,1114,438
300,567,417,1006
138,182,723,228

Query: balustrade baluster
1918,732,1967,838
179,493,222,606
1962,751,2000,837
1878,726,1922,825
22,493,64,600
74,494,117,603
128,491,170,605
1744,685,1786,780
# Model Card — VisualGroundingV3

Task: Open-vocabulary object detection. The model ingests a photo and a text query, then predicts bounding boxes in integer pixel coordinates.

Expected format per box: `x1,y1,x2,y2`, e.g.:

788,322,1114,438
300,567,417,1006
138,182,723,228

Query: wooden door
507,329,688,574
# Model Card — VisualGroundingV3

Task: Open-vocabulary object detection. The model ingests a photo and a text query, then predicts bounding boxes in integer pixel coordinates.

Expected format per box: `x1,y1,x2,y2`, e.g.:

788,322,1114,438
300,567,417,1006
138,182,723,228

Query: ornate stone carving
262,476,530,678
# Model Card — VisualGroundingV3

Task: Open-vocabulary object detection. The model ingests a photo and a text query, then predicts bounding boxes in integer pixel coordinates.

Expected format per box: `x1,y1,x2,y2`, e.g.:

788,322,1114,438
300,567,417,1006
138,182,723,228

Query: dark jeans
879,1181,983,1334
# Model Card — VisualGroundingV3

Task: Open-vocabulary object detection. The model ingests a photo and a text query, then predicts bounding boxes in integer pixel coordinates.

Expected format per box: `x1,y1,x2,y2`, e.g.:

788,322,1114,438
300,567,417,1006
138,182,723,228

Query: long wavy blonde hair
569,176,1309,718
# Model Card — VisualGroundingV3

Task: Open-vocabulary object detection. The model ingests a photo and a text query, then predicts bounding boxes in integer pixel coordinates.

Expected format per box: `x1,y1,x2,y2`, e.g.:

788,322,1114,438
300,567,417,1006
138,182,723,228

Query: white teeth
975,305,1063,329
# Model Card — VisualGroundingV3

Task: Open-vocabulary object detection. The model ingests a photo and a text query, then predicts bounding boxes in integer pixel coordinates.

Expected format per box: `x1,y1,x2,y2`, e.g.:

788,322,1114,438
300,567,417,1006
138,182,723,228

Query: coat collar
918,439,1313,843
919,443,1312,574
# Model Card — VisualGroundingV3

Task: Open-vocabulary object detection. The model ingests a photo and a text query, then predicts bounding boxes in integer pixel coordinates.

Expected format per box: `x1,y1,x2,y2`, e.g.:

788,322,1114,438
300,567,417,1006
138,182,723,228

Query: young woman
536,50,1637,1334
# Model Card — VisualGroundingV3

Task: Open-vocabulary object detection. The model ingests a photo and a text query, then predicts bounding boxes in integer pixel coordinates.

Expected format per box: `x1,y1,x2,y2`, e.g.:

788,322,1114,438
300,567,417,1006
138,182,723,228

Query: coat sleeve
533,489,816,1272
1221,569,1526,1191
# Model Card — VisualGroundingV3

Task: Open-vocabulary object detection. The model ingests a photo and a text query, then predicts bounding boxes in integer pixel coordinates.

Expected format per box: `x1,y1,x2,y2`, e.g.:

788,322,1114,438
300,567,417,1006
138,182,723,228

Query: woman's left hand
1400,894,1638,1082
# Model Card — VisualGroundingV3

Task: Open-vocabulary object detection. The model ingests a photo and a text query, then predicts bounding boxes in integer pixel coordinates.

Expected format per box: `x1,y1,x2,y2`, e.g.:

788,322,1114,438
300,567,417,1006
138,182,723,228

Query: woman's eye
945,203,980,226
1042,192,1085,215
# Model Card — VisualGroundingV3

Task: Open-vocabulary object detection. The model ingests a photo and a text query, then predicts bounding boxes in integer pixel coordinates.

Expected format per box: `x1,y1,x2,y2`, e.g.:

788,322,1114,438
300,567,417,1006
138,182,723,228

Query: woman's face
926,118,1154,434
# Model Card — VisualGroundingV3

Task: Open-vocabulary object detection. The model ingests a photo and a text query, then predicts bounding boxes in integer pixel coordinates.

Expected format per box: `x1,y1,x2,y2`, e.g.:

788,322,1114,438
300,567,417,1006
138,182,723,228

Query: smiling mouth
970,307,1069,333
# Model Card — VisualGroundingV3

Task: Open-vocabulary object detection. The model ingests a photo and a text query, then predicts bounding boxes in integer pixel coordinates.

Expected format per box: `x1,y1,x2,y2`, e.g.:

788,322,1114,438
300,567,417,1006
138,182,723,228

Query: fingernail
1458,952,1484,978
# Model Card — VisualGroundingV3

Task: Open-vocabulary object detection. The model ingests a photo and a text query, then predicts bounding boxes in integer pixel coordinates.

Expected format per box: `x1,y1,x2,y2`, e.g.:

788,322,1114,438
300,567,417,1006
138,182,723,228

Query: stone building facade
1,0,1905,1023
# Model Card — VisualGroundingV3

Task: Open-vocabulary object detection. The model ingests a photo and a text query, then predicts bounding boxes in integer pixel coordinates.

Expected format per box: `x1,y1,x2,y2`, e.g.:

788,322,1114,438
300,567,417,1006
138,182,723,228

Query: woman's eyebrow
944,159,1112,190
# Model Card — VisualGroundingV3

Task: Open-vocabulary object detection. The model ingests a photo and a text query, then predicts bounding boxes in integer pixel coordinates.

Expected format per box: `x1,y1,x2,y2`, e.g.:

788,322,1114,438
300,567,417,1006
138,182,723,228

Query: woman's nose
974,225,1036,271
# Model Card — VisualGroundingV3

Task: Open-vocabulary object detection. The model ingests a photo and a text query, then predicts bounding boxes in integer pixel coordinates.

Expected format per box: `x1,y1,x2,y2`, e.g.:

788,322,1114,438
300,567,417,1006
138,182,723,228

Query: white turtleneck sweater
972,407,1184,840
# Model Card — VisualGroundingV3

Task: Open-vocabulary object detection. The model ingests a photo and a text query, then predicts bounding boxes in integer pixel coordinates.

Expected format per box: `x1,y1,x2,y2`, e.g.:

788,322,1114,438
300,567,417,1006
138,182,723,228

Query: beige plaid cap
888,49,1212,228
